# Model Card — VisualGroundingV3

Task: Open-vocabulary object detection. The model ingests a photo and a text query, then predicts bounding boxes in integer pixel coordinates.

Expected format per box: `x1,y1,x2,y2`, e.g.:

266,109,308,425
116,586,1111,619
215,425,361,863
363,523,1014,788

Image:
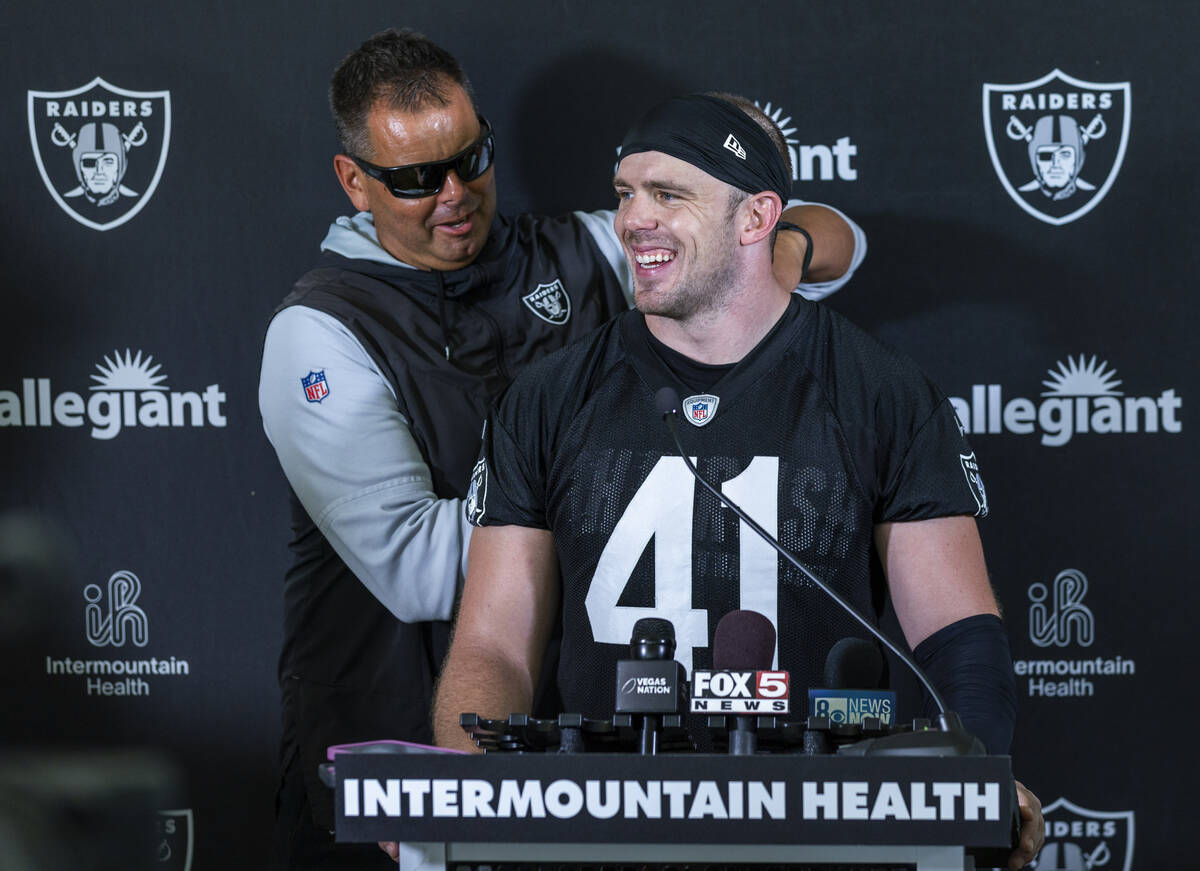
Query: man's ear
738,191,784,246
333,154,371,213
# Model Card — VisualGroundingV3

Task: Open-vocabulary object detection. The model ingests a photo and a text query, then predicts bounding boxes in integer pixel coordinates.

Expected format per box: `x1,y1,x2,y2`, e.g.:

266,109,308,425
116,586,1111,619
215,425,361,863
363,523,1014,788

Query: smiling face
335,82,496,271
612,150,742,321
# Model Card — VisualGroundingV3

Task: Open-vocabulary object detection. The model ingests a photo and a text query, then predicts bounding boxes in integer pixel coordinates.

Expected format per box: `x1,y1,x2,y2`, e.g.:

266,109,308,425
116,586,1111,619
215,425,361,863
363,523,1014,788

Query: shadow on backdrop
509,48,690,216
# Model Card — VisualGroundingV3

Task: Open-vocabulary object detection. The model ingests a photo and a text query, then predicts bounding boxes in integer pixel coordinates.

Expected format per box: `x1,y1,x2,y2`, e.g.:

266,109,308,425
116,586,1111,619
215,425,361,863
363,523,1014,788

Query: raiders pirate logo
959,452,988,517
682,394,720,427
28,77,171,231
1034,797,1134,871
983,69,1130,225
156,808,194,871
522,279,572,325
465,458,488,525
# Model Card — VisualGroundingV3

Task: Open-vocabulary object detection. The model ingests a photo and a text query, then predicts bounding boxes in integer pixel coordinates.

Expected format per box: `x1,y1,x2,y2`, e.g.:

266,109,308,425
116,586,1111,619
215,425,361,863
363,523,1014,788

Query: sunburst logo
753,99,857,182
757,101,800,177
90,349,169,391
1041,355,1122,397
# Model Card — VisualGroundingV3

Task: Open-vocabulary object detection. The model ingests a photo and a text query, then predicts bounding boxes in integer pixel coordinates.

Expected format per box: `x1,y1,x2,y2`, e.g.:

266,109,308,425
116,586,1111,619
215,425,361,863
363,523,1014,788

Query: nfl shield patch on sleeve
301,370,329,403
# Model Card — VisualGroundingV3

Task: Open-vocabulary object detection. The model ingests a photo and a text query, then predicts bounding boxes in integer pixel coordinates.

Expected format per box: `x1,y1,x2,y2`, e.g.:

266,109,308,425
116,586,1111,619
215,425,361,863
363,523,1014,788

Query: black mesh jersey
472,294,987,719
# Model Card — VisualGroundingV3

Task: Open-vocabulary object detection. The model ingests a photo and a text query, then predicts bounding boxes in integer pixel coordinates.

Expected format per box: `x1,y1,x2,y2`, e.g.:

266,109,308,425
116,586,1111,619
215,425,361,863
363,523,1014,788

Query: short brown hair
329,28,475,158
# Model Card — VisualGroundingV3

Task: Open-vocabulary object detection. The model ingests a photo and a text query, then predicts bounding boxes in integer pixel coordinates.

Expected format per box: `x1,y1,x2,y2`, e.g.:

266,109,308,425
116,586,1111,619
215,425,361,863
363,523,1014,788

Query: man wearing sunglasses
259,28,864,869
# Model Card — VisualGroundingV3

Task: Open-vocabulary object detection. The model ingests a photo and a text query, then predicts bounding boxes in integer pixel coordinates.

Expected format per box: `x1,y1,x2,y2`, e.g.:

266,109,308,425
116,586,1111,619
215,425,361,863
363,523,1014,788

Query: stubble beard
635,239,740,323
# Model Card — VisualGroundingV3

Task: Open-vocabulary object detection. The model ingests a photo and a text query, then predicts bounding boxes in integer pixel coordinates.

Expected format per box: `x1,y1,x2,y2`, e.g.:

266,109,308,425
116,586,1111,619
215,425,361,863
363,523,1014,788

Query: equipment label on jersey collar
682,394,719,427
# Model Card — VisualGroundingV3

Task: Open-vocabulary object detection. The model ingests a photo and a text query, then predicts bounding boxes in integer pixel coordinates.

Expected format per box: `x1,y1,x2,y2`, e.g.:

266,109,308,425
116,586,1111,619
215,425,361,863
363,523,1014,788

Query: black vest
273,212,627,826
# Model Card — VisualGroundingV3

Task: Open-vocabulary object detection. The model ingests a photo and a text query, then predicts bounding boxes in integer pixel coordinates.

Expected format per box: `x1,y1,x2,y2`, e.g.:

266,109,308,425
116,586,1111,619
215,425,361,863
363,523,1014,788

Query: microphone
655,386,981,756
697,610,790,755
615,617,683,754
712,609,776,670
631,617,677,662
808,638,897,726
823,637,884,690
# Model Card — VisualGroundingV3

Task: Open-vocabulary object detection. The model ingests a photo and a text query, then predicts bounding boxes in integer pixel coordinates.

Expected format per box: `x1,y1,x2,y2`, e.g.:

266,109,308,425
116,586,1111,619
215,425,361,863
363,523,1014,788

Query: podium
328,749,1017,870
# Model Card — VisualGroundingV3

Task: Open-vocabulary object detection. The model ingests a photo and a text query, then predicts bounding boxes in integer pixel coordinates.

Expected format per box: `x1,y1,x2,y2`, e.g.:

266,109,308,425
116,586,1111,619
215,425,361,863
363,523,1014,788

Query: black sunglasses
352,116,495,199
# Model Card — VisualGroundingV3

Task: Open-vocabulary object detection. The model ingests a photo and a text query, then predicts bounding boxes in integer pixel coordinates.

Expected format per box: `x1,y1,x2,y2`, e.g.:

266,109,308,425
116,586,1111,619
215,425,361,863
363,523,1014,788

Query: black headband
619,94,790,202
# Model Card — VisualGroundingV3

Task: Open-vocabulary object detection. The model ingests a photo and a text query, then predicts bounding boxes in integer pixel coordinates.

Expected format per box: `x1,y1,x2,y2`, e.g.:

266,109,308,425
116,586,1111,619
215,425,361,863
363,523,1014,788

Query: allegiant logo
949,356,1180,447
0,349,227,440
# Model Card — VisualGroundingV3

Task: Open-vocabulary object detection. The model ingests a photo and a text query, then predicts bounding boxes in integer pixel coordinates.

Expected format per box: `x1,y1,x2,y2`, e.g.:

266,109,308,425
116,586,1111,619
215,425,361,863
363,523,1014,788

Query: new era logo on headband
723,134,747,159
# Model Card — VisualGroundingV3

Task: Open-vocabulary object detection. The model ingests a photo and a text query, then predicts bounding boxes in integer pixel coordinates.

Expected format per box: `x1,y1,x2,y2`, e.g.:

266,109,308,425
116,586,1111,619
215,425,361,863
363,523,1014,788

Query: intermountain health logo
1013,568,1135,700
28,77,171,231
0,349,227,440
755,101,858,181
86,569,149,647
44,569,192,697
948,356,1181,446
983,69,1130,225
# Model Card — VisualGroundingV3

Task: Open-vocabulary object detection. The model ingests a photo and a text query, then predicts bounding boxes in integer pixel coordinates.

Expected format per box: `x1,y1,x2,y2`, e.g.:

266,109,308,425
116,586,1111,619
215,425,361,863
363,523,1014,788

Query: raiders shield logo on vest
522,279,572,325
28,77,172,231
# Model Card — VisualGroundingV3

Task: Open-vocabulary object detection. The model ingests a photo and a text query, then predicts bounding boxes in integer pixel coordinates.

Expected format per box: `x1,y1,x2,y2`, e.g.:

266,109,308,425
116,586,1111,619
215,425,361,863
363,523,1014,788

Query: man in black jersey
432,94,1044,869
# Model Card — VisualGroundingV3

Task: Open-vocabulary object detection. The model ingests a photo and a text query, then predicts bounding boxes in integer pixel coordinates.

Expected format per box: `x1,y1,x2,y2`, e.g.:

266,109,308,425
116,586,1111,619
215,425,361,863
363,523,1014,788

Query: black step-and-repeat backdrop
3,2,1195,867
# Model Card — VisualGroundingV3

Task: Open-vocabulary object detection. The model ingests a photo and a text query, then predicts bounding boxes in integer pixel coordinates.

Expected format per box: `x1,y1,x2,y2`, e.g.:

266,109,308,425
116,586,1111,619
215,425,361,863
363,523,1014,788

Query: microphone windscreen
655,386,681,417
712,609,776,670
631,617,675,644
823,637,885,689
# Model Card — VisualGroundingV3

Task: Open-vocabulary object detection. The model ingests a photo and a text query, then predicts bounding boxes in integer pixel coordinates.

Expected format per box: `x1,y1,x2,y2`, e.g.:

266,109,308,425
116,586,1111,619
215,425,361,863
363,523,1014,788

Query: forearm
319,484,469,622
913,613,1017,754
432,525,560,752
433,640,538,753
776,203,856,285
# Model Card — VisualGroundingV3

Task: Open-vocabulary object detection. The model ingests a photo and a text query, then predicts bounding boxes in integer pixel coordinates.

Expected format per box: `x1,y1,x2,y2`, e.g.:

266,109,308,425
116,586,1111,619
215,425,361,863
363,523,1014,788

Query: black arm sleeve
913,613,1018,755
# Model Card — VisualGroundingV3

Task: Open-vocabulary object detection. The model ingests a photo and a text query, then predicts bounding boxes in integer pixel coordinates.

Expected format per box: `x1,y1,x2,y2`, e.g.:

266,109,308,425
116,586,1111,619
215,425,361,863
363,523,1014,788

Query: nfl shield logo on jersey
522,279,572,325
682,394,720,427
301,370,329,403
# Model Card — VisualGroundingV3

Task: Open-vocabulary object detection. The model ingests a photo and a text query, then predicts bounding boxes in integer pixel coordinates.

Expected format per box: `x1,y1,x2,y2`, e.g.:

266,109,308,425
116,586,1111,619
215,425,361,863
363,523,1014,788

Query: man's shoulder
503,210,607,254
502,311,629,405
277,253,420,315
806,304,932,382
793,303,948,426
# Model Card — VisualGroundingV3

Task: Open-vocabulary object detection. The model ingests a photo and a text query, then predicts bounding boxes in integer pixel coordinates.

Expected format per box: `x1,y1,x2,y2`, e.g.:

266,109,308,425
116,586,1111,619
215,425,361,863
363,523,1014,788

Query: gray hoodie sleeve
259,305,471,622
573,199,866,304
